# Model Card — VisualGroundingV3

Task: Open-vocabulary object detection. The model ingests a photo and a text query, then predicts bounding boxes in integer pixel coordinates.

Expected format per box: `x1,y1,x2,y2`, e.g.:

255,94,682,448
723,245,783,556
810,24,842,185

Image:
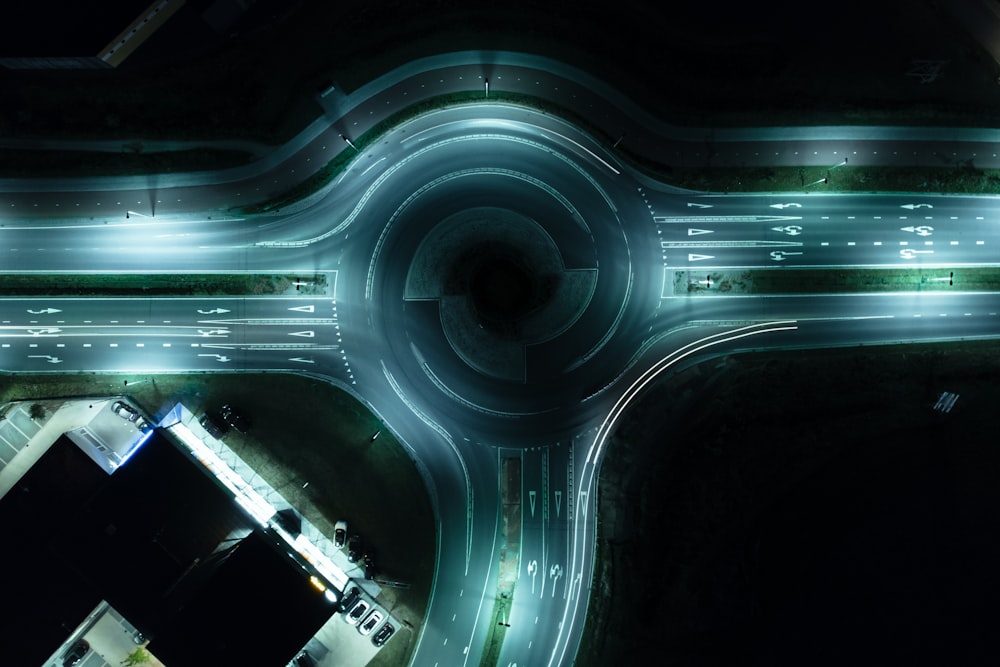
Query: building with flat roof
0,417,338,666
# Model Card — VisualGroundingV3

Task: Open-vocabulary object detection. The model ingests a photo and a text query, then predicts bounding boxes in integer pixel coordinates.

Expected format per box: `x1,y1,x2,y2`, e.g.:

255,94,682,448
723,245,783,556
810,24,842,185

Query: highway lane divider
0,272,333,297
667,267,1000,297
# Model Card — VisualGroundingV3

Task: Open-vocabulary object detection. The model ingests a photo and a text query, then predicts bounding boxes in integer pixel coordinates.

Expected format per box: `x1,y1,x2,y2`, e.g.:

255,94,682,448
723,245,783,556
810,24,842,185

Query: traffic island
0,272,333,297
671,267,1000,296
480,455,521,667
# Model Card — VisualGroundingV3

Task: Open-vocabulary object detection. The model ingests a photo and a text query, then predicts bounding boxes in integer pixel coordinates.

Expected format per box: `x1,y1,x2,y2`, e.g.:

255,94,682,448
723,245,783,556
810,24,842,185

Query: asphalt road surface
3,52,1000,667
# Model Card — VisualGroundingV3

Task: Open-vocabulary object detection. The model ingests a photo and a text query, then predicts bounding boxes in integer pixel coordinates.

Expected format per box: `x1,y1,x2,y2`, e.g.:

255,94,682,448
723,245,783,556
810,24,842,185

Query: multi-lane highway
3,52,1000,667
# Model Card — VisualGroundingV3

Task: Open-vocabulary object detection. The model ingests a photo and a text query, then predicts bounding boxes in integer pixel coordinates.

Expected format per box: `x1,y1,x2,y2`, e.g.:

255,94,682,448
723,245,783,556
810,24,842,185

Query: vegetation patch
0,148,255,178
676,267,999,296
0,273,329,297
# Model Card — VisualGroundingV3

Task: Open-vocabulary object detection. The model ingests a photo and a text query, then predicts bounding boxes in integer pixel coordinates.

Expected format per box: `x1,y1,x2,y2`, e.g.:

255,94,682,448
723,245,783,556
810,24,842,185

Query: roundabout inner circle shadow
406,206,594,383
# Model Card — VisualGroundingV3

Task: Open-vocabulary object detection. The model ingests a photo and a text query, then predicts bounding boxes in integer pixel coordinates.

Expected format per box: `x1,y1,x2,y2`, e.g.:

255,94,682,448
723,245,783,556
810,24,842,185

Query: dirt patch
580,340,1000,665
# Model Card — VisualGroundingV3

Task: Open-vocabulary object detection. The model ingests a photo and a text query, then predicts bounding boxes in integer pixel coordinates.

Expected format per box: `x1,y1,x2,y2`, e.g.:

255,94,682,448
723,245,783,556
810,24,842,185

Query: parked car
112,401,139,422
293,651,316,667
334,520,347,548
346,598,369,625
338,586,360,613
347,534,362,562
372,622,395,647
199,412,228,438
358,609,383,636
62,639,90,666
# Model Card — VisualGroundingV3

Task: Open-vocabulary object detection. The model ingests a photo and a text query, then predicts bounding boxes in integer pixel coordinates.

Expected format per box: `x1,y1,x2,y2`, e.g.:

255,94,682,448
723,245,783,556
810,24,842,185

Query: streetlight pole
498,593,511,627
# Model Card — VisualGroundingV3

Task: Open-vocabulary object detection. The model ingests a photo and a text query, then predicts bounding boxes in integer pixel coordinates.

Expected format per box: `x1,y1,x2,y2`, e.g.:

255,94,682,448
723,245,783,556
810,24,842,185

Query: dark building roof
0,428,335,666
0,435,106,667
150,529,336,667
0,1,150,57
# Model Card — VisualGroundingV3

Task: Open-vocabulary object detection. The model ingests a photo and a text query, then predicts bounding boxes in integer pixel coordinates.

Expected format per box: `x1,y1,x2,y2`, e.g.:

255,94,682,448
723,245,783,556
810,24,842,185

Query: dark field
583,339,1000,665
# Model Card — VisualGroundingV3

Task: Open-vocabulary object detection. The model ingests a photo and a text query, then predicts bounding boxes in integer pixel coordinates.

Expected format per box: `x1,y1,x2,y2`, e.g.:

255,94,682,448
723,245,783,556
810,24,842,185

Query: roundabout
360,109,643,421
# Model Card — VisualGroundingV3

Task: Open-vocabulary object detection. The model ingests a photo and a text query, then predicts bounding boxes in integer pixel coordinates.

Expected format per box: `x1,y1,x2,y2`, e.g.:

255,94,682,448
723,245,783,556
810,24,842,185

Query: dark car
199,412,228,438
358,609,383,636
334,520,347,548
62,639,90,666
293,651,316,667
346,598,370,625
338,586,360,613
372,622,395,647
347,534,362,562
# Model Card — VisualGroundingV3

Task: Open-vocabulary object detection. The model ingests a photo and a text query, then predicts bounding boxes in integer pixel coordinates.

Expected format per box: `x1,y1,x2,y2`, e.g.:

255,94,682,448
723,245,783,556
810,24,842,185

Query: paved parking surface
0,402,42,470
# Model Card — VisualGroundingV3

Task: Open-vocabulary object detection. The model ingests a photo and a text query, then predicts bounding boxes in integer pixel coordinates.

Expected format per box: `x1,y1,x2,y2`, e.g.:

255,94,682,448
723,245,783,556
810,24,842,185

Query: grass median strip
0,273,330,297
675,267,1000,295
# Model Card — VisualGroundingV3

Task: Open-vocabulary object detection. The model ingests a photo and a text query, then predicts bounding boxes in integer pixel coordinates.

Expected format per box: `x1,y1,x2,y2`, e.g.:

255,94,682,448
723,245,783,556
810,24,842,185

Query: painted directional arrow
289,305,315,313
554,490,562,518
686,202,713,208
196,308,231,314
688,228,714,236
289,330,315,338
288,357,315,364
769,203,802,209
529,490,537,518
770,251,804,261
26,308,62,315
772,225,803,235
900,248,935,259
900,225,933,236
901,203,933,209
197,354,231,362
27,328,61,336
28,355,62,364
197,329,230,337
688,253,715,262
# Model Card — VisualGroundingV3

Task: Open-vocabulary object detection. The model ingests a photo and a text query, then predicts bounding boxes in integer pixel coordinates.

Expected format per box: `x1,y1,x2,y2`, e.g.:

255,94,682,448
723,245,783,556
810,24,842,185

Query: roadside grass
0,273,329,296
0,148,255,178
0,371,435,665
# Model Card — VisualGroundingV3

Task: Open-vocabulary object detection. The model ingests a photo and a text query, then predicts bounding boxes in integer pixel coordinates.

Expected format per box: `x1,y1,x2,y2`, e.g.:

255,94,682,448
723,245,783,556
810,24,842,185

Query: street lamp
340,134,358,151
